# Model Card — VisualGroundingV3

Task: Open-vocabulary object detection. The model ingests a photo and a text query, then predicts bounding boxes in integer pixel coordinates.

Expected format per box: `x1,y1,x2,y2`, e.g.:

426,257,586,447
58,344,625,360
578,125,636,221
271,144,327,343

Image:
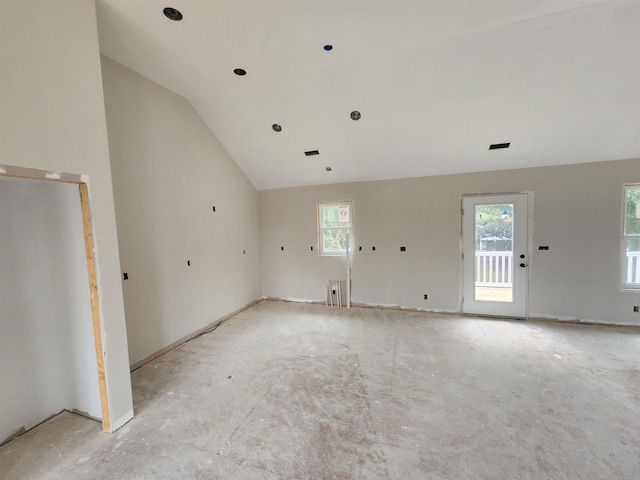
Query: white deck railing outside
475,251,512,287
627,251,640,284
476,251,640,287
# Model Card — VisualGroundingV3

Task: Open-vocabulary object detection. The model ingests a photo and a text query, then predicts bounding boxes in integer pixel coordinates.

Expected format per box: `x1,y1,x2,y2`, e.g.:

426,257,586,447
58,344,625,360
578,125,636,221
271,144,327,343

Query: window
623,184,640,289
318,201,353,256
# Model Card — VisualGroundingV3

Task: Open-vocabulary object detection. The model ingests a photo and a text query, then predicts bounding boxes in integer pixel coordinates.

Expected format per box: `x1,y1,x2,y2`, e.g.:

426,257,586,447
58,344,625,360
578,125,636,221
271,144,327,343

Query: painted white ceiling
96,0,640,190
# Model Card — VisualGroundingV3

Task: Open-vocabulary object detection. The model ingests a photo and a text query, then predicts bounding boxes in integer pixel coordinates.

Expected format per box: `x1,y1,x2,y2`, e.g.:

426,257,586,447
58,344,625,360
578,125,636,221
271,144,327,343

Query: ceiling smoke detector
350,110,361,120
163,7,183,21
272,124,282,132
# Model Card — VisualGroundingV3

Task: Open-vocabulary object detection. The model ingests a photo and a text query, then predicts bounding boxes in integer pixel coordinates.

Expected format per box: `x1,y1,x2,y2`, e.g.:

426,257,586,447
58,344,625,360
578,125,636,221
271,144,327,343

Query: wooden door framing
0,170,111,432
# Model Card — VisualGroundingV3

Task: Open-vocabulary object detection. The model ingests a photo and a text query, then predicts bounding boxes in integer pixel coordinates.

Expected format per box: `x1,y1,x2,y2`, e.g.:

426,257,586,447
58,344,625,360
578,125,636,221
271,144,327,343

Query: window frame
621,183,640,291
317,200,353,257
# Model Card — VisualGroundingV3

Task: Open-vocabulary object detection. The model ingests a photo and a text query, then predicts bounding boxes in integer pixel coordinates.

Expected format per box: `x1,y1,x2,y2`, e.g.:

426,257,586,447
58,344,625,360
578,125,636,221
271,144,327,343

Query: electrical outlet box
424,294,428,300
634,306,639,313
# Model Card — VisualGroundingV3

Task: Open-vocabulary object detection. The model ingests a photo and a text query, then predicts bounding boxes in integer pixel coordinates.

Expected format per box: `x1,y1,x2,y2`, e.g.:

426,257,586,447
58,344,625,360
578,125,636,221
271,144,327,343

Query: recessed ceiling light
163,7,183,21
489,142,510,150
324,45,333,51
326,167,332,171
350,110,361,120
234,68,247,76
272,124,282,132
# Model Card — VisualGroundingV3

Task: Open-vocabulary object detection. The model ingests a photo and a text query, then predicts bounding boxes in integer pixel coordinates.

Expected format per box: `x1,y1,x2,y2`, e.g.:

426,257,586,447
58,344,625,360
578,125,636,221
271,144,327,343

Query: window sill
621,287,640,293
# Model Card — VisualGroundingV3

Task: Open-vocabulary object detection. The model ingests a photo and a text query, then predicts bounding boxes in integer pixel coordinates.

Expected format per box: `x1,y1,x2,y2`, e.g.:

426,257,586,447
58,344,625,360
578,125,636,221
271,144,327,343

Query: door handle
520,263,526,268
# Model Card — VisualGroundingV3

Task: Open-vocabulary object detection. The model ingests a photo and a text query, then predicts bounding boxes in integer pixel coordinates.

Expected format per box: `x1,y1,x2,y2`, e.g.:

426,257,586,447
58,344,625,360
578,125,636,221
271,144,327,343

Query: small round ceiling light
163,7,183,21
272,124,282,132
326,167,332,172
324,44,333,51
234,68,247,76
350,110,361,120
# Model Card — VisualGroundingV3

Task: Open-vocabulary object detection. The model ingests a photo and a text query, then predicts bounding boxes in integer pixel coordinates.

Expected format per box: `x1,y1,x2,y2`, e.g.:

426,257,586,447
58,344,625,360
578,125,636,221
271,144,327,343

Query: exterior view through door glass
463,194,529,317
475,203,513,303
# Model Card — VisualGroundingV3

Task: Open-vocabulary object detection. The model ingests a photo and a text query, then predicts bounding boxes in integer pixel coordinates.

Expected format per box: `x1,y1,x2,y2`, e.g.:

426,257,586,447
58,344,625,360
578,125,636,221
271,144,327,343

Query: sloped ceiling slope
96,0,640,190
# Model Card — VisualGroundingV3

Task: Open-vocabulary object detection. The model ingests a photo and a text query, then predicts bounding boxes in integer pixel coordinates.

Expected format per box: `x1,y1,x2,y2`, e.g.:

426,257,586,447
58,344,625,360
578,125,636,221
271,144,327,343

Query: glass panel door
463,194,529,317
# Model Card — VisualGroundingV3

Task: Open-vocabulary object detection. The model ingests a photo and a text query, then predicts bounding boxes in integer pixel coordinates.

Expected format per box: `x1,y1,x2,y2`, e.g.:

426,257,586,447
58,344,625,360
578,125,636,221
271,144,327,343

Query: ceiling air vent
489,142,510,150
305,150,320,156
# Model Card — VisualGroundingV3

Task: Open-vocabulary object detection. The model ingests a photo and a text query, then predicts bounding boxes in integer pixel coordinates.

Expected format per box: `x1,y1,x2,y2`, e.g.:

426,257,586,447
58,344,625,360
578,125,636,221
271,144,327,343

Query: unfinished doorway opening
0,171,111,443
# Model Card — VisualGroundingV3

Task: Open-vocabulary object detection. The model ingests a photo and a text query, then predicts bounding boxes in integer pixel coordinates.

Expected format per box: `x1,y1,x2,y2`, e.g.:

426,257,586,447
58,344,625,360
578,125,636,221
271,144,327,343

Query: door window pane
474,204,513,302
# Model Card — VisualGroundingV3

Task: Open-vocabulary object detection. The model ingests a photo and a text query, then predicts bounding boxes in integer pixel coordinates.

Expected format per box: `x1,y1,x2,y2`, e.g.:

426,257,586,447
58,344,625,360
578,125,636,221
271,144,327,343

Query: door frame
0,168,111,432
461,192,533,318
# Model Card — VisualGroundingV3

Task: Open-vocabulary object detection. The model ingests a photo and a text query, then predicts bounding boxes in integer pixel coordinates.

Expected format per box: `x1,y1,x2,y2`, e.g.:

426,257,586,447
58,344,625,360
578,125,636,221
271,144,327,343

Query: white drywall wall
260,158,640,325
101,57,261,365
0,177,101,442
0,0,133,429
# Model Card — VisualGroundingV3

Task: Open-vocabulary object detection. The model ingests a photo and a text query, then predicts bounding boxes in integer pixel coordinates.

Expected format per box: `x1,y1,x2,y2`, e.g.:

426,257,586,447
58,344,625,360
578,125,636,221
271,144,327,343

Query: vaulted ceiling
96,0,640,190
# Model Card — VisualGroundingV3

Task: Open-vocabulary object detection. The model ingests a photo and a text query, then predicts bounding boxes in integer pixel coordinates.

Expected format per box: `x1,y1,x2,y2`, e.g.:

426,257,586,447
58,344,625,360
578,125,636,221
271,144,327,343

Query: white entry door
462,194,529,317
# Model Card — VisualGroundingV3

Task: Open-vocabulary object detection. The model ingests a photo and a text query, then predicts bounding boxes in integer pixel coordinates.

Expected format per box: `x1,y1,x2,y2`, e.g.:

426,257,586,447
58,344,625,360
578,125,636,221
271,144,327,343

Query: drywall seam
0,409,106,447
528,314,640,328
265,296,639,327
0,411,61,447
110,410,135,432
0,427,25,448
129,299,262,372
264,297,459,315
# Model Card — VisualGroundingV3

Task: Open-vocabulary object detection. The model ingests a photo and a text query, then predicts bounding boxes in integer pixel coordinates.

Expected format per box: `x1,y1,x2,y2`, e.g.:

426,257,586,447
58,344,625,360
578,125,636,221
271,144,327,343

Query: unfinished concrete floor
1,301,639,479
